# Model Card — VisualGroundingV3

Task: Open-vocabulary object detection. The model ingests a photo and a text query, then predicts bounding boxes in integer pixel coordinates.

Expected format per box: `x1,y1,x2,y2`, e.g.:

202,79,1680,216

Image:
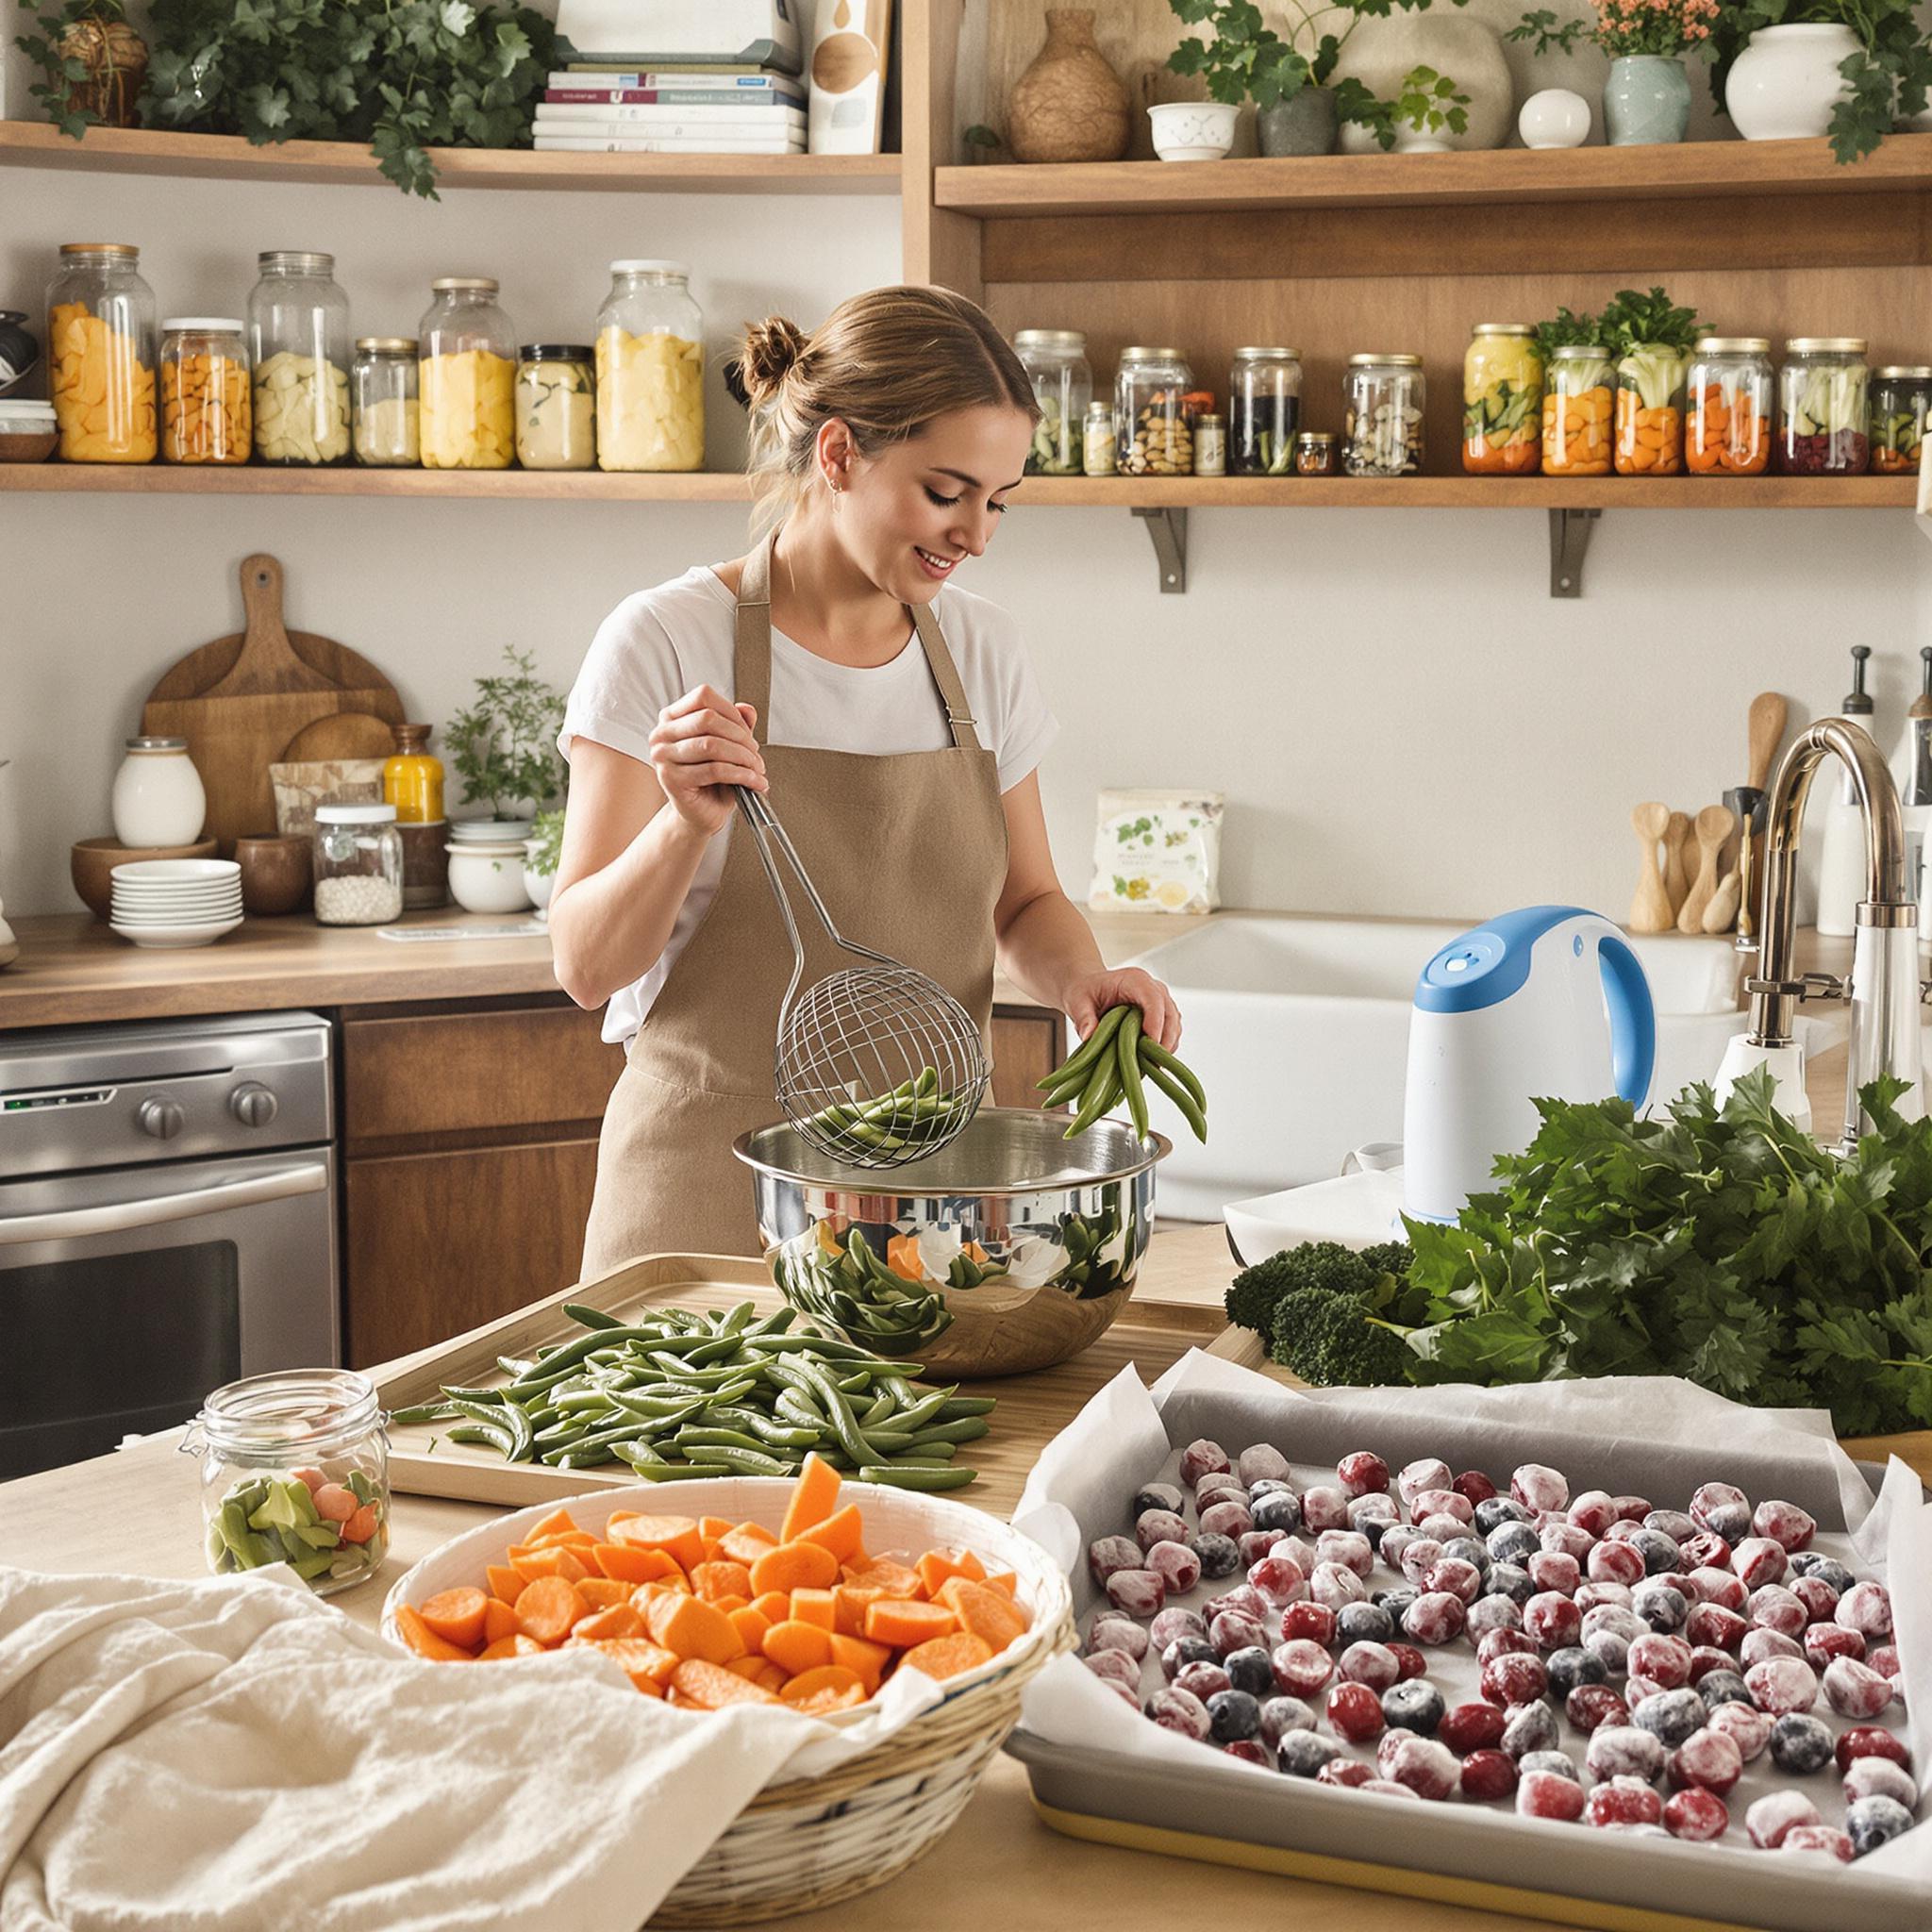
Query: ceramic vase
1603,54,1690,145
1724,24,1861,141
1257,86,1338,157
1335,14,1514,153
1007,8,1131,163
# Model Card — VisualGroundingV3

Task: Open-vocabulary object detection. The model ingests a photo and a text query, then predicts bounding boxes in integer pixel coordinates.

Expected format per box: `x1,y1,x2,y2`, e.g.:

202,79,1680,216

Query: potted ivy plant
445,644,567,835
13,0,148,135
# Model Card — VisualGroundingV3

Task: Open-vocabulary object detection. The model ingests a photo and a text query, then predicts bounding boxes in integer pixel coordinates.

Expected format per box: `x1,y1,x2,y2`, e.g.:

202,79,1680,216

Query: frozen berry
1586,1726,1666,1784
1588,1777,1663,1828
1527,1552,1582,1598
1159,1637,1218,1682
1487,1523,1541,1569
1207,1688,1261,1743
1196,1471,1244,1502
1791,1576,1843,1624
1751,1499,1815,1552
1544,1646,1607,1699
1339,1641,1401,1691
1257,1694,1315,1746
1424,1557,1484,1606
1845,1793,1914,1857
1837,1725,1911,1774
1690,1481,1749,1534
1645,1508,1696,1543
1732,1536,1788,1591
1696,1671,1752,1710
1197,1532,1243,1579
1402,1591,1466,1645
1388,1641,1428,1681
1276,1730,1337,1777
1209,1610,1269,1658
1666,1727,1742,1795
1083,1647,1141,1689
1149,1607,1208,1652
1842,1757,1918,1808
1524,1591,1582,1651
1744,1657,1817,1717
1511,1463,1570,1513
1326,1679,1385,1743
1567,1490,1618,1538
1199,1499,1255,1542
1869,1643,1903,1681
1350,1491,1399,1532
1480,1652,1548,1707
1746,1790,1821,1849
1377,1527,1424,1574
1222,1738,1271,1767
1460,1749,1518,1801
1565,1685,1630,1734
1397,1457,1452,1507
1224,1580,1276,1624
1311,1562,1366,1611
1236,1442,1291,1487
1609,1493,1652,1524
1706,1701,1772,1761
1477,1627,1538,1664
1679,1532,1732,1572
1144,1541,1202,1595
1624,1528,1686,1576
1502,1701,1559,1760
1790,1553,1856,1593
1824,1656,1893,1721
1664,1788,1730,1841
1837,1580,1893,1641
1410,1489,1474,1526
1747,1585,1808,1638
1134,1508,1190,1553
1539,1520,1596,1564
1779,1824,1854,1862
1398,1538,1445,1589
1270,1639,1334,1698
1106,1569,1165,1617
1453,1469,1499,1507
1574,1581,1630,1615
1317,1756,1374,1788
1279,1601,1337,1648
1517,1768,1586,1821
1223,1646,1274,1699
1133,1480,1184,1517
1633,1688,1707,1749
1247,1553,1307,1607
1467,1595,1524,1641
1517,1750,1577,1781
1087,1613,1149,1658
1174,1659,1233,1703
1336,1449,1389,1496
1299,1487,1350,1533
1088,1536,1141,1584
1380,1678,1445,1736
1474,1496,1534,1536
1144,1685,1212,1740
1625,1675,1667,1709
1438,1700,1507,1755
1684,1604,1747,1653
1251,1491,1303,1537
1336,1601,1395,1647
1318,1529,1375,1579
1382,1732,1459,1800
1766,1712,1835,1775
1627,1633,1692,1688
1178,1439,1230,1488
1740,1627,1804,1669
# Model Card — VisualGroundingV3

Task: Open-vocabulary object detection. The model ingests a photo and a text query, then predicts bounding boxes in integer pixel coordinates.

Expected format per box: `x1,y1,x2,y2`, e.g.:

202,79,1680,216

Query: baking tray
374,1251,1228,1516
1004,1355,1930,1932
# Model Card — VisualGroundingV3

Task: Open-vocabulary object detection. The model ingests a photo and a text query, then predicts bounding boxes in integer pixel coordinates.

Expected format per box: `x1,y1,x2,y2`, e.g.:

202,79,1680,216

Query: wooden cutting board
278,711,400,763
142,554,405,853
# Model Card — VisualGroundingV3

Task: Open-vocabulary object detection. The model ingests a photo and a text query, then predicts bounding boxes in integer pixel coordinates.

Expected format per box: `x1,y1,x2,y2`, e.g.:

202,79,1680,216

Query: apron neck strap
732,527,986,755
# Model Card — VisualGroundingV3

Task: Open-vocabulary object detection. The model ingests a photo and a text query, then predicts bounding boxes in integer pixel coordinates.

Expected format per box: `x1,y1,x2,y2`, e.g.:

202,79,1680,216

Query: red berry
1588,1777,1663,1828
1664,1788,1729,1841
1836,1724,1911,1774
1279,1601,1337,1647
1452,1469,1498,1507
1438,1700,1507,1756
1459,1748,1518,1801
1317,1757,1374,1788
1516,1769,1585,1820
1480,1652,1548,1707
1388,1641,1428,1681
1325,1679,1385,1743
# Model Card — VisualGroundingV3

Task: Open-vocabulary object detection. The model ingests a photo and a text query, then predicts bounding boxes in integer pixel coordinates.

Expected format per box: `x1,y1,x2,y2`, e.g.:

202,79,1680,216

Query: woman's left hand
1063,968,1181,1053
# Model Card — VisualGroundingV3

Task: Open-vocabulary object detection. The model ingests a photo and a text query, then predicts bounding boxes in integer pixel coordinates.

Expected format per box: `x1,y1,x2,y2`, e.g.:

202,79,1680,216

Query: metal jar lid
1472,324,1535,337
125,735,188,751
1119,345,1186,361
609,259,689,278
1348,353,1423,367
1194,411,1225,426
1296,431,1336,445
356,336,418,355
1785,338,1867,357
520,343,594,361
1015,328,1086,352
258,251,335,275
58,242,138,258
1875,365,1932,380
161,317,245,335
1693,336,1772,356
1234,345,1302,361
1551,343,1613,358
430,276,499,293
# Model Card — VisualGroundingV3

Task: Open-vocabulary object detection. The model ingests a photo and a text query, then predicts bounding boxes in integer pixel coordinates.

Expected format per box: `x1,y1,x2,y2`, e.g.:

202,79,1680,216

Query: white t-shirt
559,565,1058,1042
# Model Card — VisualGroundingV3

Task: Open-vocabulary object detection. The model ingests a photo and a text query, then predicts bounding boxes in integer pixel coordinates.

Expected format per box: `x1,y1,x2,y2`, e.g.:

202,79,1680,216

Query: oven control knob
137,1096,185,1140
229,1082,278,1128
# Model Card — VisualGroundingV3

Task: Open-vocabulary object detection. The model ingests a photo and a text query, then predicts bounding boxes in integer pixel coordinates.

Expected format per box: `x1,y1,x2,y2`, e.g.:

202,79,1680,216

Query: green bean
857,1463,979,1491
450,1395,533,1463
1137,1034,1207,1110
545,1441,620,1468
1064,1046,1123,1139
904,1416,991,1446
618,1459,737,1482
391,1400,456,1425
675,1441,797,1477
1143,1058,1208,1142
934,1396,999,1420
1115,1006,1150,1141
447,1420,514,1457
887,1384,958,1433
1041,1002,1128,1088
560,1301,626,1330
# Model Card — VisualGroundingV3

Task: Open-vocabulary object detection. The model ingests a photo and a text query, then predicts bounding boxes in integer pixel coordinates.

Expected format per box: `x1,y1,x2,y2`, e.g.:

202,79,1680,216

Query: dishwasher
0,1009,338,1480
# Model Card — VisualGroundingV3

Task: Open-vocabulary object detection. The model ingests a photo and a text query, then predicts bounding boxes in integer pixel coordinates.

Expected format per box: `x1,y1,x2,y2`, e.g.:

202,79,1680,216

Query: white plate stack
109,858,245,948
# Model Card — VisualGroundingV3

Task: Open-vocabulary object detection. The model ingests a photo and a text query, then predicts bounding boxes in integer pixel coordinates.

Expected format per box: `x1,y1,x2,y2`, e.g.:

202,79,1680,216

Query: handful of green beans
1037,1004,1208,1143
391,1299,991,1492
800,1065,968,1158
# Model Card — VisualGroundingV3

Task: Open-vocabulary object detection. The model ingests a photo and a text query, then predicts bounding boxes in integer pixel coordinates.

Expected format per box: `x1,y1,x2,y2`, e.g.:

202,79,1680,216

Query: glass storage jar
1613,341,1687,475
159,318,249,466
312,802,403,925
351,337,419,467
1192,411,1226,476
248,251,351,465
515,343,596,471
1872,365,1932,475
1343,354,1424,476
596,260,704,473
1779,338,1869,475
1082,399,1117,475
1295,430,1338,476
1229,345,1302,476
184,1369,390,1597
47,242,156,462
1116,346,1194,476
1684,337,1772,476
1462,324,1541,475
1015,328,1090,475
383,723,444,824
1541,344,1616,475
419,277,516,470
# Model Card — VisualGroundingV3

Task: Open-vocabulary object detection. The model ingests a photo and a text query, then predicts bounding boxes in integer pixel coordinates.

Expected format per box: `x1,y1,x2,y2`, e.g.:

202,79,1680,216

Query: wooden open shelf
0,462,757,500
0,120,902,194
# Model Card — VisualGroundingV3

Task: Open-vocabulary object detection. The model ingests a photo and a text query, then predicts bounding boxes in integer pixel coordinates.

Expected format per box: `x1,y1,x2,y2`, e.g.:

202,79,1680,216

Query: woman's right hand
648,684,768,837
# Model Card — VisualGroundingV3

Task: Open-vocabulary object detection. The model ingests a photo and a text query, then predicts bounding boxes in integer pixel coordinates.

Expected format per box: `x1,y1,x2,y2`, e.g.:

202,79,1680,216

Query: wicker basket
384,1477,1073,1926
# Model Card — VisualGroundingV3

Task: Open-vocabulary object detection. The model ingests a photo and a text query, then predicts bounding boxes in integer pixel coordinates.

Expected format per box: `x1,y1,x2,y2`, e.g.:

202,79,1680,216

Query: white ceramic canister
446,837,533,913
1518,89,1591,150
110,735,207,846
1724,24,1860,142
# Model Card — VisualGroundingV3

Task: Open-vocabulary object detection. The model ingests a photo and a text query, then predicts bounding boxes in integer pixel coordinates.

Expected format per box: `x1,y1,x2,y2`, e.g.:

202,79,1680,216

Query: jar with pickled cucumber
1872,365,1932,475
595,260,704,473
516,344,595,471
1462,325,1541,475
1016,328,1090,475
1541,345,1615,475
1115,346,1193,476
1082,399,1116,475
1343,355,1424,476
248,251,351,465
47,242,156,463
1778,339,1869,475
159,318,249,465
1684,337,1772,477
1613,342,1687,475
1229,346,1301,476
419,277,516,471
351,337,419,467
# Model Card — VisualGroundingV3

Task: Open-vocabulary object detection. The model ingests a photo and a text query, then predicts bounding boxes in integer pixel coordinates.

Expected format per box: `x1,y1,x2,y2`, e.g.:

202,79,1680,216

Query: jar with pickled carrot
1614,344,1687,475
46,242,157,463
159,319,251,465
1684,337,1772,477
1462,325,1541,475
1869,366,1929,476
1542,346,1615,475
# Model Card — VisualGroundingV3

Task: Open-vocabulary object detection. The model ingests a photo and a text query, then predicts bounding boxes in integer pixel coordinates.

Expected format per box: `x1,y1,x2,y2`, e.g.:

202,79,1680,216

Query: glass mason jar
1343,354,1425,476
351,337,420,467
1541,345,1616,476
1115,345,1194,476
1082,398,1117,475
184,1369,391,1598
1462,324,1541,475
596,260,705,473
383,722,444,824
1014,327,1091,475
515,343,596,471
419,277,516,470
159,318,250,466
1872,365,1932,475
1613,342,1688,475
312,802,404,925
1191,411,1226,477
1780,338,1870,475
1295,430,1339,476
1685,336,1773,477
248,250,351,465
1229,345,1302,476
47,242,156,462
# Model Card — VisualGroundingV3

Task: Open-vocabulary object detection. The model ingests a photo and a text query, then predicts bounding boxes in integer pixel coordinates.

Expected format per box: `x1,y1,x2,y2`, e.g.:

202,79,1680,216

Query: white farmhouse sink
1127,914,1841,1223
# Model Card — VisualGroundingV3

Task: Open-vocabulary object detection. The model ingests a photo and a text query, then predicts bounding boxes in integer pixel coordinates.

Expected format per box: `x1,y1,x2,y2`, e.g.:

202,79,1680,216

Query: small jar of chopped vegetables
1542,345,1616,475
1228,345,1302,475
1870,365,1932,475
1014,328,1091,475
1115,346,1194,475
185,1369,391,1597
1343,355,1424,477
1614,341,1688,475
1778,338,1869,475
1462,325,1541,475
1685,337,1773,476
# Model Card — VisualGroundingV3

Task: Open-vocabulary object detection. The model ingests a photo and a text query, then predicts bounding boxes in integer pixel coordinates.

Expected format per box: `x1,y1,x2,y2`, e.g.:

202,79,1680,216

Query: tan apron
579,532,1010,1276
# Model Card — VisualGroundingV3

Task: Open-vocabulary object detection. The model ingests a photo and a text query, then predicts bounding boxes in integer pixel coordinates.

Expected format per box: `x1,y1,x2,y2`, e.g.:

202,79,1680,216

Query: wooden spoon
1661,810,1693,918
1702,869,1743,935
1678,804,1737,934
1629,802,1674,935
1747,691,1789,791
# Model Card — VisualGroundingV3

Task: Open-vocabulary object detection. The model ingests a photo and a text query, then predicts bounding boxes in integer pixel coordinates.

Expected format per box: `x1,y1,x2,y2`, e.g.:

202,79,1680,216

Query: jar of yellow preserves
47,242,157,462
595,260,704,473
418,277,516,470
1541,344,1615,476
382,722,444,824
160,318,250,465
248,251,351,465
1461,325,1541,475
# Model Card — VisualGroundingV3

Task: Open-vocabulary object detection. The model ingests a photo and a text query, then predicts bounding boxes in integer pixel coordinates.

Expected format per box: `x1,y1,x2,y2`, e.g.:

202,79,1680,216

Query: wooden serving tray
375,1252,1230,1518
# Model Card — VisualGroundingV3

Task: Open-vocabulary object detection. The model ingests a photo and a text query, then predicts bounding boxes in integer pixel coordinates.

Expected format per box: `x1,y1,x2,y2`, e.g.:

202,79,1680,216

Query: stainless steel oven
0,1010,338,1478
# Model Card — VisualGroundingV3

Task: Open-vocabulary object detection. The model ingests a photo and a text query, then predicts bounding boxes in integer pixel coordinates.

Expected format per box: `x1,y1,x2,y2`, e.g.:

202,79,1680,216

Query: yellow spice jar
383,722,444,823
418,276,515,470
160,318,251,465
47,242,157,463
595,260,704,473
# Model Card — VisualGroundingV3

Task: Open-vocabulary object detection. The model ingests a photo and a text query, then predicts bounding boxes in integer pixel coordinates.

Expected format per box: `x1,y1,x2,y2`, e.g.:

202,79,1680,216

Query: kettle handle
1597,931,1656,1110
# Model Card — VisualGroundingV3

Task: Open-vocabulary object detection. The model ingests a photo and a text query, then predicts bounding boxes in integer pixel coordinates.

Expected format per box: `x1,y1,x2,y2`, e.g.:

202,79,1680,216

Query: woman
553,285,1180,1275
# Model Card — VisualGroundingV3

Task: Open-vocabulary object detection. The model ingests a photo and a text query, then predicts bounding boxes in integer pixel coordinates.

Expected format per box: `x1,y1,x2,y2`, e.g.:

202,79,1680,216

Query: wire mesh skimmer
735,786,991,1168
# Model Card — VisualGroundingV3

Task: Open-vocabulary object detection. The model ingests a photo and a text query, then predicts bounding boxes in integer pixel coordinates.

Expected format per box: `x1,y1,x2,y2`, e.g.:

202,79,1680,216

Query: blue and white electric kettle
1402,907,1656,1224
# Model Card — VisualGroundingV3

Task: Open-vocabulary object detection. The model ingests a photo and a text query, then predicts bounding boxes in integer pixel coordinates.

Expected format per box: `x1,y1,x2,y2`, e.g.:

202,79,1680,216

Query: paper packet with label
1088,789,1224,914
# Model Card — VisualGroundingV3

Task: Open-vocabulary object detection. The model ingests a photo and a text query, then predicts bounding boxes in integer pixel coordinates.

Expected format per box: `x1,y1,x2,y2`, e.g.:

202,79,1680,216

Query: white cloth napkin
0,1563,824,1931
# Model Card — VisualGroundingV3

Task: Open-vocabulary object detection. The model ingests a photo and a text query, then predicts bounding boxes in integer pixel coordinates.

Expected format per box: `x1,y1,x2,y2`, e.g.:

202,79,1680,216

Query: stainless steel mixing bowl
733,1108,1170,1378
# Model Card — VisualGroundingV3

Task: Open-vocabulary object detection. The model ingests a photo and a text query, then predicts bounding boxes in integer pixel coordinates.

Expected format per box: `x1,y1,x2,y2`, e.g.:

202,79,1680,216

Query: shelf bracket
1548,508,1601,598
1132,506,1188,593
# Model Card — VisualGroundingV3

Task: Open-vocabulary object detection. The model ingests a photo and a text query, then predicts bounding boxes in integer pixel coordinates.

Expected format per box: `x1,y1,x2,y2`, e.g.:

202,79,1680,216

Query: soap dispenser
1815,644,1874,938
1891,645,1932,791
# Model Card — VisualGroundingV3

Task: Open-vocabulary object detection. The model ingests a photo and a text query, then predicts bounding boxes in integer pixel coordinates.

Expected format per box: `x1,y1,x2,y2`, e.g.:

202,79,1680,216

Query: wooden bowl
72,834,219,921
234,834,312,915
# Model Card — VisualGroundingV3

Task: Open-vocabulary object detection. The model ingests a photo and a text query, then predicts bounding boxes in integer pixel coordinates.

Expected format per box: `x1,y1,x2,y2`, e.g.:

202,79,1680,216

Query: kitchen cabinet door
991,1004,1064,1108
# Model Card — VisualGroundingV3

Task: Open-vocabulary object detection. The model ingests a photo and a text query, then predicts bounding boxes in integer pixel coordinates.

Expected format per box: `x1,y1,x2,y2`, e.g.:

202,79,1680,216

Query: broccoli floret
1269,1287,1416,1389
1224,1240,1375,1335
1357,1241,1414,1280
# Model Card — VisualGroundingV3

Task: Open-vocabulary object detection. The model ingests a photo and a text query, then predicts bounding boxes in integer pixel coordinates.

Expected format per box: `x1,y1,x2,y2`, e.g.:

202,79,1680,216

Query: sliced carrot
482,1596,521,1644
419,1586,491,1650
525,1506,584,1543
829,1631,891,1693
515,1574,588,1646
645,1591,745,1666
699,1514,735,1552
842,1557,924,1600
690,1559,754,1604
915,1547,987,1598
577,1577,632,1610
902,1630,995,1680
671,1658,782,1708
719,1522,780,1567
728,1604,774,1653
393,1602,476,1661
833,1584,884,1637
478,1633,546,1660
864,1598,957,1648
726,1653,771,1681
486,1562,525,1607
606,1509,640,1528
754,1661,789,1694
751,1590,791,1625
790,1587,837,1631
341,1503,382,1545
608,1513,706,1572
780,1663,864,1705
796,1504,866,1566
572,1602,644,1641
762,1617,835,1676
981,1572,1019,1600
778,1452,842,1543
791,1680,868,1716
592,1542,688,1588
583,1637,678,1690
510,1546,589,1587
290,1466,326,1495
936,1576,1028,1652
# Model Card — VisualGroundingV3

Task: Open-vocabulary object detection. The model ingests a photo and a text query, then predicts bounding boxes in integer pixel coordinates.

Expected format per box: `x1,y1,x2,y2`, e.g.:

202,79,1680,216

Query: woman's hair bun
740,315,808,406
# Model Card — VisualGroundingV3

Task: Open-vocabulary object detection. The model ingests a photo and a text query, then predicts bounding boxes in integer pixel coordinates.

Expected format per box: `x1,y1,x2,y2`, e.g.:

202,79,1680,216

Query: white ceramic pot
1519,87,1591,149
1148,100,1239,161
110,736,207,847
1393,130,1451,153
446,840,532,913
1725,23,1860,141
523,851,555,913
1335,14,1514,153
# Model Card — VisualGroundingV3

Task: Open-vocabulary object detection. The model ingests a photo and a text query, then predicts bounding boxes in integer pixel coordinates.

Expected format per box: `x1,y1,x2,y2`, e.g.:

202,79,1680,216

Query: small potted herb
962,123,1004,163
1600,286,1702,475
445,644,566,834
13,0,148,135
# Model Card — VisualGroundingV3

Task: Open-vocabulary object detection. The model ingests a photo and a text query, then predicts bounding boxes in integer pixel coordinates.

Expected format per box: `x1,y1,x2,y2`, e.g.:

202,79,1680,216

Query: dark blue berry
1487,1523,1540,1567
1207,1688,1261,1743
1625,1527,1685,1575
1134,1482,1184,1517
1194,1532,1241,1580
1441,1536,1491,1574
1276,1730,1335,1777
1252,1491,1303,1536
1788,1553,1855,1594
1223,1646,1274,1698
1631,1583,1690,1633
1161,1637,1218,1678
1336,1601,1395,1646
1769,1713,1835,1775
1474,1496,1533,1536
1846,1793,1914,1856
1381,1679,1445,1736
1703,1501,1751,1545
1633,1688,1707,1748
1697,1670,1751,1708
1374,1586,1420,1621
1486,1561,1535,1605
1545,1647,1607,1698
